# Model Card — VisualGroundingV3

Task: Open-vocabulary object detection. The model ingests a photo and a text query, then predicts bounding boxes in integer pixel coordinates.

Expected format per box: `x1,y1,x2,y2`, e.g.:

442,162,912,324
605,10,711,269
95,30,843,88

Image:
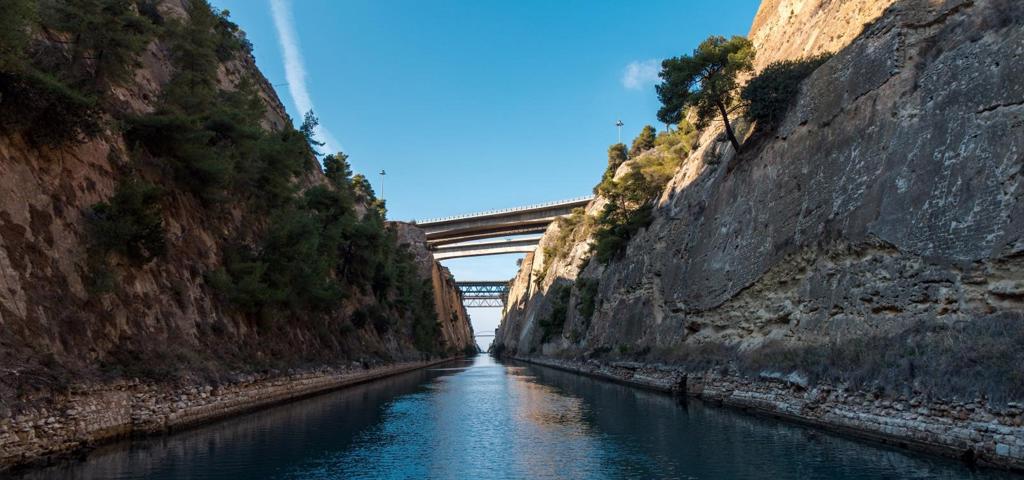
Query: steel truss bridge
456,281,510,308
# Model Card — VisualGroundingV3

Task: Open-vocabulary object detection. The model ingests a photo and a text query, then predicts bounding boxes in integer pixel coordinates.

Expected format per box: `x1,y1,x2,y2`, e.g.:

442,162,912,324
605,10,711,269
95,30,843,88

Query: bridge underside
428,225,549,247
417,196,592,260
432,237,541,260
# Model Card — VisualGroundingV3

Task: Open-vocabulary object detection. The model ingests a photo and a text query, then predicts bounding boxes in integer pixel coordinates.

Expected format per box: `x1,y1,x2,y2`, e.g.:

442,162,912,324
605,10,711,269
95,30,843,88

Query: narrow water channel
15,356,1019,479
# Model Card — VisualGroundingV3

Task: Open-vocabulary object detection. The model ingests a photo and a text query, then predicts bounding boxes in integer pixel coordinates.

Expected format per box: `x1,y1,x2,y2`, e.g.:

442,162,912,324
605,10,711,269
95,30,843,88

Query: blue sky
211,0,761,344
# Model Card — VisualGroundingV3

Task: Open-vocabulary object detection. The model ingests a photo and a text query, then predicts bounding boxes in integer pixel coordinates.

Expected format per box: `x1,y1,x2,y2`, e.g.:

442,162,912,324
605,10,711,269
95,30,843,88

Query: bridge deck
419,196,594,259
417,196,593,226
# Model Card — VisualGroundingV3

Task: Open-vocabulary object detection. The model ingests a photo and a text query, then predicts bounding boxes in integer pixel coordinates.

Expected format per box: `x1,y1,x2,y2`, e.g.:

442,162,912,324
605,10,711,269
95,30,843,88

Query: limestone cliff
396,223,476,352
0,0,474,410
496,0,1023,467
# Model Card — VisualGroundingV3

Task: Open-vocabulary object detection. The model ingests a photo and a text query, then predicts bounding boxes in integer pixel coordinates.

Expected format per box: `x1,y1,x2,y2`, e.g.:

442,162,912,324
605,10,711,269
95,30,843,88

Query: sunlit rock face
494,0,1023,466
748,0,898,69
0,0,475,403
496,0,1023,388
395,223,476,352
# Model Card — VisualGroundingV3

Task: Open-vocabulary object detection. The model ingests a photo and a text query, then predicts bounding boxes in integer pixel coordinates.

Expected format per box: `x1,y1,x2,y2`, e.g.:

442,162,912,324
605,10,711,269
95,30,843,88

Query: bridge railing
416,195,594,225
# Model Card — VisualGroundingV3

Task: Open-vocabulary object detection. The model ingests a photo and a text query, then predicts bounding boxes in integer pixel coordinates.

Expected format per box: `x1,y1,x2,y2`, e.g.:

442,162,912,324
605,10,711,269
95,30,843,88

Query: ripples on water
14,356,1021,479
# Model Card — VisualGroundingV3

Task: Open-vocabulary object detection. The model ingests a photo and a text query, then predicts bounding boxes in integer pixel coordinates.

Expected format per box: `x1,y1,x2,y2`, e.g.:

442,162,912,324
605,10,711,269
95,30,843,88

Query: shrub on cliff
655,119,698,158
741,53,832,130
0,0,154,145
125,4,301,205
593,203,653,264
209,151,441,350
539,283,572,343
539,207,593,280
576,278,599,322
43,0,156,91
589,123,696,265
324,152,354,187
87,179,167,264
608,143,628,171
657,35,755,152
410,279,441,353
629,125,657,158
121,0,311,206
591,155,664,264
0,69,103,146
594,143,629,196
0,0,34,71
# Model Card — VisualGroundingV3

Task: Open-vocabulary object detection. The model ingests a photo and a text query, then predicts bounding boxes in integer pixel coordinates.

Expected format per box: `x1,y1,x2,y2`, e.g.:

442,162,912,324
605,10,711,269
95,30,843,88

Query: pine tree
629,125,656,157
656,35,755,152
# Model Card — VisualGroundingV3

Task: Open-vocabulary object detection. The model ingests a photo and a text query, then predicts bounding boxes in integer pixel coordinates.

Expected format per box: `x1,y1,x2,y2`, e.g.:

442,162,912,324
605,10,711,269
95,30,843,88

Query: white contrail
269,0,342,154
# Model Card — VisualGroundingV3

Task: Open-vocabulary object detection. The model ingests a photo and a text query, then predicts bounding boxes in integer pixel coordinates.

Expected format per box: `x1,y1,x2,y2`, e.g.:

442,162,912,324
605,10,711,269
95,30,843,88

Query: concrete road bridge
422,196,593,308
417,196,593,260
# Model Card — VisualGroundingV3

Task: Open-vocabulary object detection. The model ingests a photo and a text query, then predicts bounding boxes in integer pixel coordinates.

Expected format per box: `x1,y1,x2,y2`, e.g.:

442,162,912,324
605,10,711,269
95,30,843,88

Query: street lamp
615,120,624,143
378,169,386,201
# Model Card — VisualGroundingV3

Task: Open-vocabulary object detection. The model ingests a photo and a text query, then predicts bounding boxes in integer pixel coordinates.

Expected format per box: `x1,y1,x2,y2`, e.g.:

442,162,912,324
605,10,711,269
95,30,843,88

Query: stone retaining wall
514,356,1024,472
0,359,454,471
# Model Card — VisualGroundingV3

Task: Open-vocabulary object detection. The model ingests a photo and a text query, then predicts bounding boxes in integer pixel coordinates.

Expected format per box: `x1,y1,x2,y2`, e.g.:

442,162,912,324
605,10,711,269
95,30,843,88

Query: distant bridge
417,196,592,260
457,281,511,308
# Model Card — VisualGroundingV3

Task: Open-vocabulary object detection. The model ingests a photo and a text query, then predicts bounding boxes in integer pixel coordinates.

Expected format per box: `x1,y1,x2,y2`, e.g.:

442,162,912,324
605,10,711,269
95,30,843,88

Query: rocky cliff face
496,0,1023,465
497,0,1022,404
396,223,476,352
0,0,474,409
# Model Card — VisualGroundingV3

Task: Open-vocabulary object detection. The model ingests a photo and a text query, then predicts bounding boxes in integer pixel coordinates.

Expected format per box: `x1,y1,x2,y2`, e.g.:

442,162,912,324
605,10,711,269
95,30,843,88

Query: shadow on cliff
504,0,1024,406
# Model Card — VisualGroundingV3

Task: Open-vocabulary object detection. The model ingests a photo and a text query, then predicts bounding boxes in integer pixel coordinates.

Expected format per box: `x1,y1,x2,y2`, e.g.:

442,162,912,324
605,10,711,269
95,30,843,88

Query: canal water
14,355,1020,479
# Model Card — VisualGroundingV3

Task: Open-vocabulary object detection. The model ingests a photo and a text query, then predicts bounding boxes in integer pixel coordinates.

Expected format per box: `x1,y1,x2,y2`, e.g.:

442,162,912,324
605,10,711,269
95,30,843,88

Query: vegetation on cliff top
1,0,448,369
656,35,754,152
541,35,831,273
535,121,698,278
591,123,697,264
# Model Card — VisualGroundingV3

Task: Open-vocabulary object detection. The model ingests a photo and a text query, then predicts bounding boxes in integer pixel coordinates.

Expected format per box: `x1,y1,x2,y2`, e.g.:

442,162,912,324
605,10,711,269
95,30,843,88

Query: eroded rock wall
395,223,476,352
0,0,473,426
495,0,1023,467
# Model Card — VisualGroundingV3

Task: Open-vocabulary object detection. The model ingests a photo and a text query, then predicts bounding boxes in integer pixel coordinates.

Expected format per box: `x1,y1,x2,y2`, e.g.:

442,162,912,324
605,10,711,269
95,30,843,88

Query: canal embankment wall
0,358,460,471
511,355,1024,471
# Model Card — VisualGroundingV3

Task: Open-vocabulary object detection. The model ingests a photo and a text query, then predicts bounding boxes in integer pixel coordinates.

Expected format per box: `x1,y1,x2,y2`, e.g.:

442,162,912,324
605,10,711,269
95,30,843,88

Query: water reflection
14,356,1020,479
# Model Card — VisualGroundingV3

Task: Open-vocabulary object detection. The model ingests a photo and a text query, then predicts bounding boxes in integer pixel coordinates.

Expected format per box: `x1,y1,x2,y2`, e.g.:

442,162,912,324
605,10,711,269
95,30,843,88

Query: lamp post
378,169,386,201
615,120,624,144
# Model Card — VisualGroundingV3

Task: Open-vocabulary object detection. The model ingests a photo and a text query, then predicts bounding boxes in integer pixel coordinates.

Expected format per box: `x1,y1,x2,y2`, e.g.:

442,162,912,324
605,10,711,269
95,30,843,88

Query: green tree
88,179,167,263
44,0,155,90
324,152,353,186
161,0,221,113
351,173,372,198
607,143,628,171
656,35,754,152
300,110,325,156
629,125,656,157
538,283,572,343
0,0,35,70
576,278,599,321
594,143,629,195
